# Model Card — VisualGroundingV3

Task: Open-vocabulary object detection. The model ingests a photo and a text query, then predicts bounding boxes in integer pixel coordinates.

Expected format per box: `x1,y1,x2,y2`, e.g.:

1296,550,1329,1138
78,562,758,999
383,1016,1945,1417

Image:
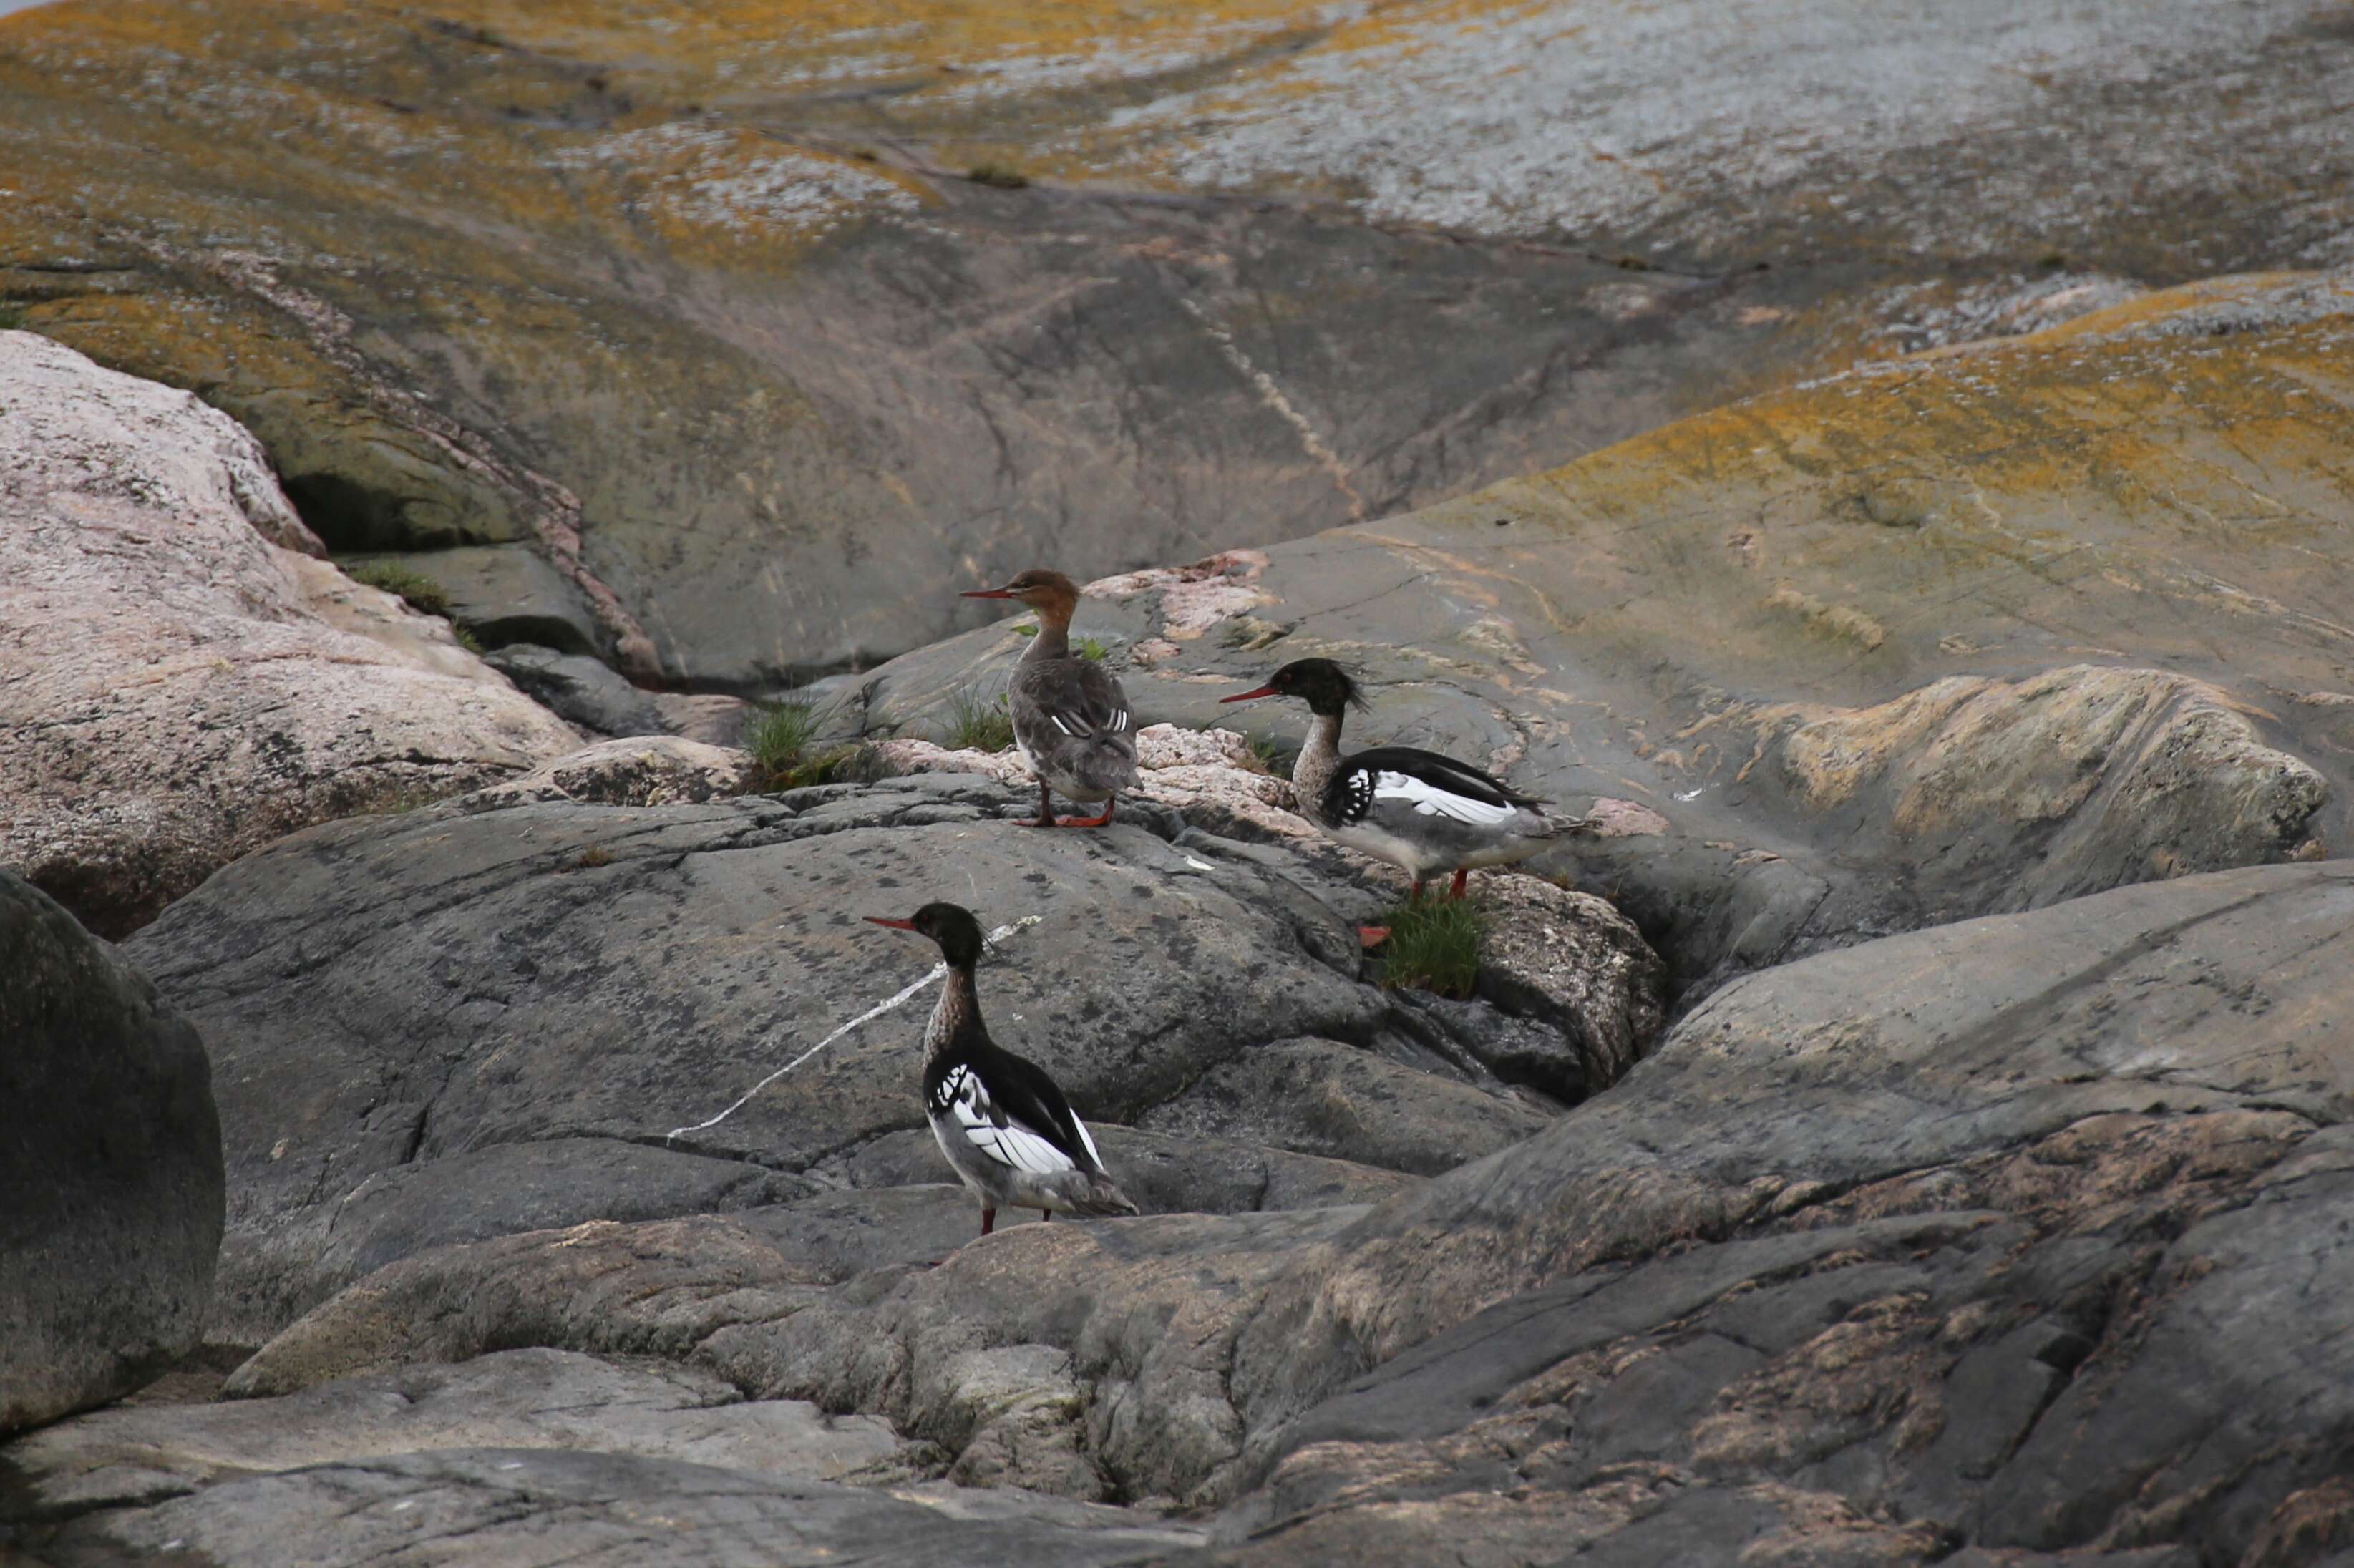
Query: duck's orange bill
960,588,1015,599
863,917,918,930
1220,686,1278,703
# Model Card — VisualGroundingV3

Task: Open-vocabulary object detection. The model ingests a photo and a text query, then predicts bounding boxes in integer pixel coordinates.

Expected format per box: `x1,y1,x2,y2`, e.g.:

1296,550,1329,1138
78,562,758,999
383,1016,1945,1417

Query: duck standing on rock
961,568,1138,828
865,902,1139,1237
1223,658,1595,902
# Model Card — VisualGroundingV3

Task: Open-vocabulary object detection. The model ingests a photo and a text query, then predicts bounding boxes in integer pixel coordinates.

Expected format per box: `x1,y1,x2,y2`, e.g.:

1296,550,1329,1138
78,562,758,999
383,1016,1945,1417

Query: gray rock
6,1348,926,1519
349,545,605,657
485,642,669,736
1135,1037,1554,1177
825,1126,1420,1216
266,1138,817,1324
124,772,1628,1343
220,1216,829,1398
686,861,2354,1563
0,872,224,1434
26,1446,1202,1567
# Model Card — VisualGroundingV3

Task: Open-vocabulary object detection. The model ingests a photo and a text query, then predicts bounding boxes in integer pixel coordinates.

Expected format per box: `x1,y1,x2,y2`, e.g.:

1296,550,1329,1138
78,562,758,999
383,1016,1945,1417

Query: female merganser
865,902,1139,1237
1222,658,1592,900
962,569,1139,828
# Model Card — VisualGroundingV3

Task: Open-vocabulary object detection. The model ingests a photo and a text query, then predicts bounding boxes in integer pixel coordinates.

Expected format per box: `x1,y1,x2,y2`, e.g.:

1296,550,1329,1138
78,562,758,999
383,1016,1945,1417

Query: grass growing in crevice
1373,896,1487,1000
744,695,898,791
344,558,452,618
0,300,26,332
943,688,1015,753
1242,734,1295,777
745,695,823,779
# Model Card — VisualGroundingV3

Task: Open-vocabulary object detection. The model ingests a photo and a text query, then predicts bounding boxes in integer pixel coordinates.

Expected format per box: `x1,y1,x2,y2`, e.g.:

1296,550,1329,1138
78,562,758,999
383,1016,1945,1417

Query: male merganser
865,902,1139,1237
962,569,1139,828
1222,658,1593,900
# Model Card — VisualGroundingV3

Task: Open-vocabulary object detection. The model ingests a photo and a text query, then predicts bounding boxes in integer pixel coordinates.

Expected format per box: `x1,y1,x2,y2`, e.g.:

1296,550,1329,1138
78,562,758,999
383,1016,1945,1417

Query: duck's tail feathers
1530,807,1605,839
1057,1173,1141,1217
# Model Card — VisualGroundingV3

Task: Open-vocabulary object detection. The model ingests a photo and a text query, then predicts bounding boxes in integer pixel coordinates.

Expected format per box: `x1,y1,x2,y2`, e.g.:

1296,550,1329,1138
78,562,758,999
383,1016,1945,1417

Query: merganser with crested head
962,569,1139,828
865,902,1139,1237
1222,658,1595,901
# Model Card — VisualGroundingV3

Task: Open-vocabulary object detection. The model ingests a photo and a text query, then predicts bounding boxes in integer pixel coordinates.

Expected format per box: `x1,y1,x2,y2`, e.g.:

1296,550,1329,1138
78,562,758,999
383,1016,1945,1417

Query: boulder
0,332,580,938
483,642,669,736
0,872,223,1435
350,545,605,656
449,734,759,812
6,3,2348,683
867,272,2353,998
121,769,1656,1345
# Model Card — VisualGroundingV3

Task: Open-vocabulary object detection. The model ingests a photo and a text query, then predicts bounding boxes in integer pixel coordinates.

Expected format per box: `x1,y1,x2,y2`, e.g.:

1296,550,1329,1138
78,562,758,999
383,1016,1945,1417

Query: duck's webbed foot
1056,797,1116,829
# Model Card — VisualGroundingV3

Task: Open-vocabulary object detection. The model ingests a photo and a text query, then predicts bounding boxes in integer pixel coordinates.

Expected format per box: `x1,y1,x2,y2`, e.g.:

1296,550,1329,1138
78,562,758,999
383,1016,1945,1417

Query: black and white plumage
1223,659,1596,898
867,903,1138,1237
963,568,1139,828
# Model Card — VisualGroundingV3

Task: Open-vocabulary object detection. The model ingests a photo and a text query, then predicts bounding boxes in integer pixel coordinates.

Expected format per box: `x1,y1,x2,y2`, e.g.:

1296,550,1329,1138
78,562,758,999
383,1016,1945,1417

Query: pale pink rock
1,332,580,935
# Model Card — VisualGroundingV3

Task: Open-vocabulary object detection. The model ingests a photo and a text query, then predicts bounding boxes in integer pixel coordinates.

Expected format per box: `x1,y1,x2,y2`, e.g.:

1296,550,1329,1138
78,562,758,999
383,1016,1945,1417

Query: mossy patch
344,559,452,618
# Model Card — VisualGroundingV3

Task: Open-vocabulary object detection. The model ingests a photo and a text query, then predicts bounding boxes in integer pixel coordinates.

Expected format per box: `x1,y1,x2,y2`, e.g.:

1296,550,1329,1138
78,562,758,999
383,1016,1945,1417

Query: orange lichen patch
1429,270,2354,679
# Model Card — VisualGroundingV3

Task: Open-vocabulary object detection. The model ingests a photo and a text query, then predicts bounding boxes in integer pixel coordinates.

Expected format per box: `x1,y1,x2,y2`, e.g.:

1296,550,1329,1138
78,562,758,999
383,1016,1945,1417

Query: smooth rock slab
125,771,1638,1343
1135,1036,1554,1177
0,872,223,1435
28,1446,1201,1567
6,1348,923,1520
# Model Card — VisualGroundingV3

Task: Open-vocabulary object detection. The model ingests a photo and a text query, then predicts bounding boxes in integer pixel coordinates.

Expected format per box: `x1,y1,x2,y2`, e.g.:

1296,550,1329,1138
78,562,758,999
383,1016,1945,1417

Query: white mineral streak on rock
0,331,579,934
1109,0,2338,245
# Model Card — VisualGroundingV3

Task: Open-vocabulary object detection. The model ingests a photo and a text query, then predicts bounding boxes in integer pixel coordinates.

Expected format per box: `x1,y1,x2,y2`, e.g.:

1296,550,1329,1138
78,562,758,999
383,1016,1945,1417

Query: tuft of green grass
1242,734,1295,777
943,688,1016,753
966,161,1030,189
0,300,26,332
1374,897,1487,1000
344,558,452,618
745,696,824,779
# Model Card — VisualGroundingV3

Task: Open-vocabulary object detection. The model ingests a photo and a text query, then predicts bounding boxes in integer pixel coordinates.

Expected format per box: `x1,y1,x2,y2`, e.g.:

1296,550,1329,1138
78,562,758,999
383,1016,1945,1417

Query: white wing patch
1372,770,1519,827
938,1063,1080,1176
1048,708,1128,738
